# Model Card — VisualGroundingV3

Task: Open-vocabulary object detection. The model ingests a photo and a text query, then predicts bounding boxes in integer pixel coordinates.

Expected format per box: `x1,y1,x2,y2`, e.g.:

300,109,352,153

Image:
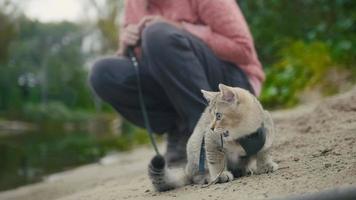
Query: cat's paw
257,161,278,174
216,171,234,183
192,174,209,185
245,167,255,176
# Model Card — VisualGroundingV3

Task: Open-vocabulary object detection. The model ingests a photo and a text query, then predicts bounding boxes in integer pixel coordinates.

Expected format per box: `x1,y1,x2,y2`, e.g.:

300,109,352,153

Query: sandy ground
0,88,355,200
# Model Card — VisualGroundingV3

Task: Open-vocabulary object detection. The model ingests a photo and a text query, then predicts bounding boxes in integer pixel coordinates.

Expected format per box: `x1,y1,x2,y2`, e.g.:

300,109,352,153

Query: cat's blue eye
216,112,222,120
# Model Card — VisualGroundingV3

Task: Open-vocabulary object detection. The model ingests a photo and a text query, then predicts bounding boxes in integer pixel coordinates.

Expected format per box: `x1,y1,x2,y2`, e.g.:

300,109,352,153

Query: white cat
148,84,278,191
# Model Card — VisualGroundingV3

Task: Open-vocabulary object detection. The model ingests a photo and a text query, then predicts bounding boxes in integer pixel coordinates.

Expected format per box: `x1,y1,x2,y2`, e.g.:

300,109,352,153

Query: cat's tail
148,155,189,192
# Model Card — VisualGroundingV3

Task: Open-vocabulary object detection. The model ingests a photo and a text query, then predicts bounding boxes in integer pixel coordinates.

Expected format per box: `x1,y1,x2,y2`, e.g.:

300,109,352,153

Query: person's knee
89,57,133,101
89,59,111,91
142,22,186,55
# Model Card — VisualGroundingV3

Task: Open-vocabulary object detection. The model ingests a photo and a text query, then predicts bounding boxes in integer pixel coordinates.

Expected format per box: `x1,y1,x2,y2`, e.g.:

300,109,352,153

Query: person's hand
116,17,156,56
117,24,140,56
117,16,181,56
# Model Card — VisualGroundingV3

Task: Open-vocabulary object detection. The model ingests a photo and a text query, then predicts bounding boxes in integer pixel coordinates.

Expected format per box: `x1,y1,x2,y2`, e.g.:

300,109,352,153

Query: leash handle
127,47,161,156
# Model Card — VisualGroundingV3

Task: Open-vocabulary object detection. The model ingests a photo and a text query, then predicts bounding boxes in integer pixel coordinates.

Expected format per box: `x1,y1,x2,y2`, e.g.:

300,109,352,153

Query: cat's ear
201,90,218,102
219,84,236,103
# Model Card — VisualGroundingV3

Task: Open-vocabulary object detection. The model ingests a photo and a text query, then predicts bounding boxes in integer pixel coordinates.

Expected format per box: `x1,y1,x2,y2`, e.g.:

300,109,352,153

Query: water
0,130,107,191
0,119,151,192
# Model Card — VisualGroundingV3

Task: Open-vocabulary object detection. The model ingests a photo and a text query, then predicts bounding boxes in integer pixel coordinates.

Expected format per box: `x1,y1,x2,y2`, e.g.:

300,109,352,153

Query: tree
83,0,124,53
0,17,95,116
0,0,18,63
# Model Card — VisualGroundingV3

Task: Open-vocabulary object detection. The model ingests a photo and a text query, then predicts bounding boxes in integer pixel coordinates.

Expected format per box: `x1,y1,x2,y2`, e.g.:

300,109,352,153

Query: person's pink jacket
123,0,264,95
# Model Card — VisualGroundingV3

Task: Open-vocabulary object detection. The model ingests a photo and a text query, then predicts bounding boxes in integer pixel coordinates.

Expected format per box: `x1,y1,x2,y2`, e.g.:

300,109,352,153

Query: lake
0,121,149,191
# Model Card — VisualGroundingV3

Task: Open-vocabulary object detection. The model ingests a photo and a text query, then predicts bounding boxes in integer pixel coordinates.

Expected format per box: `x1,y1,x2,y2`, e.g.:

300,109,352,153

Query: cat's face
202,84,250,141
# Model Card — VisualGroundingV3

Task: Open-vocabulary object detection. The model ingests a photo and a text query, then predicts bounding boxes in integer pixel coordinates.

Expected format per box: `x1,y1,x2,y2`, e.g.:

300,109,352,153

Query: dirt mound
0,88,355,200
294,87,356,134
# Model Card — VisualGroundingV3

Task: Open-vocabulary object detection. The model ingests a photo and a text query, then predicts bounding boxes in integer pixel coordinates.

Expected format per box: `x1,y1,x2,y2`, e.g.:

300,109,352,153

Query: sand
0,88,355,200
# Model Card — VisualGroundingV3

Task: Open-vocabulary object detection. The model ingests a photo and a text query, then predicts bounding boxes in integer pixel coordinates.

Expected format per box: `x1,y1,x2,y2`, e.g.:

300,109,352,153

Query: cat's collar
235,123,266,158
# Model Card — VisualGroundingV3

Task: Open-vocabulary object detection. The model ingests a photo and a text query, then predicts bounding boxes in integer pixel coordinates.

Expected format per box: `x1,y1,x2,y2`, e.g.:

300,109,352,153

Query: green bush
261,41,334,108
22,101,91,122
238,0,356,108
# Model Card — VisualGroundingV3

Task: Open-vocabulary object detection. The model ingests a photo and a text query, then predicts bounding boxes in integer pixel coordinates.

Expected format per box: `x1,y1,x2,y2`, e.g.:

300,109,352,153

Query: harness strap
127,47,161,156
198,136,205,174
237,123,266,158
198,134,224,174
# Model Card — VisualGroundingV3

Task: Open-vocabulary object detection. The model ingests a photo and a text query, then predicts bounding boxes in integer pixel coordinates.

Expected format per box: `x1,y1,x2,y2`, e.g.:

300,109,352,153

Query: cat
148,84,278,191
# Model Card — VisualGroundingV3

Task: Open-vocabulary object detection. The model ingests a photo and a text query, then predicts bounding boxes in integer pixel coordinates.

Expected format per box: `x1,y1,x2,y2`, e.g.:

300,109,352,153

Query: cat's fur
148,84,278,191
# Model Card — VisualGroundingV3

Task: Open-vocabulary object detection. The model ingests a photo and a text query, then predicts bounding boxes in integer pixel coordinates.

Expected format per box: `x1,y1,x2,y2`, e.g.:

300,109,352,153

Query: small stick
278,166,290,170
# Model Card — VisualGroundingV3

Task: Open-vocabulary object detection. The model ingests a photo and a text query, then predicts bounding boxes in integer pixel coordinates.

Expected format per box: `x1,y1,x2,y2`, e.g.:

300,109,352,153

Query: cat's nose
210,124,215,132
210,121,216,131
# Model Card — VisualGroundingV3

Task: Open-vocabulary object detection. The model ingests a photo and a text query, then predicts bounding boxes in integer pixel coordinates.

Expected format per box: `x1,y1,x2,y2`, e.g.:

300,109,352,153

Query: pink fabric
123,0,264,95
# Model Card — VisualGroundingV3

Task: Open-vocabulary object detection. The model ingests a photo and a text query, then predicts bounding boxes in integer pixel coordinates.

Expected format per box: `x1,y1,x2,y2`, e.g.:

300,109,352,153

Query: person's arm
181,0,256,66
117,27,126,56
117,1,143,56
117,1,131,56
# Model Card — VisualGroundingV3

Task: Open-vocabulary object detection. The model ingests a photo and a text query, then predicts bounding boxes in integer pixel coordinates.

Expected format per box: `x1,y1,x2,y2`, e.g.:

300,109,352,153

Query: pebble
320,148,333,156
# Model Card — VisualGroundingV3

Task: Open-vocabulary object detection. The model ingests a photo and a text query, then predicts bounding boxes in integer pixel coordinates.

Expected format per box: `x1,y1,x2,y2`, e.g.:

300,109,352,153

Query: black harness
198,124,266,174
236,123,266,158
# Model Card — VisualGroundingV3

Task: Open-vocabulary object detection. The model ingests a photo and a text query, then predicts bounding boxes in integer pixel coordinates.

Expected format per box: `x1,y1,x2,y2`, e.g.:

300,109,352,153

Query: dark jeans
89,22,253,137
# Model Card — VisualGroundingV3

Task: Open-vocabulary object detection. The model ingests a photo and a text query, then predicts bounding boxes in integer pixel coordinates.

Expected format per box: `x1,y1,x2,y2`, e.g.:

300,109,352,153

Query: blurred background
0,0,355,192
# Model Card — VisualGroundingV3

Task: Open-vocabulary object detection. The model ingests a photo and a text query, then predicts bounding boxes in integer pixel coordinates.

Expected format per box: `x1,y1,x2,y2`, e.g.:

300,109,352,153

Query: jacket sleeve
182,0,255,65
123,0,147,26
122,0,135,27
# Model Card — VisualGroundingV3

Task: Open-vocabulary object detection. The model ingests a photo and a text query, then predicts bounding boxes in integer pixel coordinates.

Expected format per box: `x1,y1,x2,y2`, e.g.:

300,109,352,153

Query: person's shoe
164,129,190,167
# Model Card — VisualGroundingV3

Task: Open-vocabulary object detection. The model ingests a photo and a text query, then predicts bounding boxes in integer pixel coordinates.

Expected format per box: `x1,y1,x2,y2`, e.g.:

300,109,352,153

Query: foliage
98,125,151,151
0,17,95,117
0,11,15,63
238,0,356,108
85,0,124,53
260,41,333,107
22,101,91,122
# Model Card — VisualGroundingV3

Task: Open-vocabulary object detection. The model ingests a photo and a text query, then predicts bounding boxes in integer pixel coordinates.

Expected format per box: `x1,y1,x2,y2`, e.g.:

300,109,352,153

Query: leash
126,47,161,156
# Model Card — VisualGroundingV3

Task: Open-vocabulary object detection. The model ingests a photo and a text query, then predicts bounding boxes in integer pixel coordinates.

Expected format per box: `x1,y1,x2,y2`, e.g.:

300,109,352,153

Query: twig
278,166,290,170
